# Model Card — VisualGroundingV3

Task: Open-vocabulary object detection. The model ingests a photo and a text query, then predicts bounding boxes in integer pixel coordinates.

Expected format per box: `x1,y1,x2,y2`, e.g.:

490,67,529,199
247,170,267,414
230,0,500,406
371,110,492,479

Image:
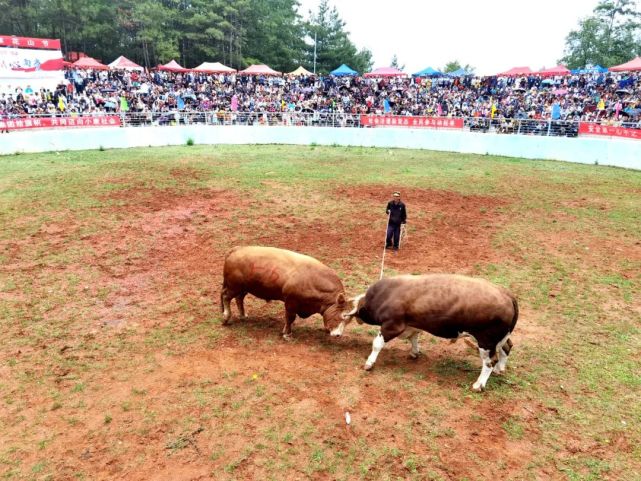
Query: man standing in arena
385,191,407,250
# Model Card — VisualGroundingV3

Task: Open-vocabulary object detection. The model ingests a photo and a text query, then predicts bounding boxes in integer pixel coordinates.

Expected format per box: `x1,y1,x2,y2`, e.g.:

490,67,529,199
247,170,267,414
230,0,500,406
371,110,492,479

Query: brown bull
221,246,351,339
338,274,519,391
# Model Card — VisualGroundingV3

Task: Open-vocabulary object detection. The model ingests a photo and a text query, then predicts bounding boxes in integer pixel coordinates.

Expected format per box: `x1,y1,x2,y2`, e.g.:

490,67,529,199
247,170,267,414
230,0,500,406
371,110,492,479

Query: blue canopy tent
413,66,443,77
570,65,609,74
330,64,358,76
447,68,472,77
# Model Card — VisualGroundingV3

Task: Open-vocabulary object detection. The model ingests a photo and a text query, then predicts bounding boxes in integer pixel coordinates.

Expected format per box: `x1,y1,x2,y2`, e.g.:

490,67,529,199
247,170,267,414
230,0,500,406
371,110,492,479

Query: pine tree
304,0,372,74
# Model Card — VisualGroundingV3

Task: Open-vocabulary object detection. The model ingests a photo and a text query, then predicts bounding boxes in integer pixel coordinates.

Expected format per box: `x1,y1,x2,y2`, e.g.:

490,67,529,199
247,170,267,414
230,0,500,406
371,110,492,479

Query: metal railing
120,110,362,128
3,111,640,139
464,117,583,137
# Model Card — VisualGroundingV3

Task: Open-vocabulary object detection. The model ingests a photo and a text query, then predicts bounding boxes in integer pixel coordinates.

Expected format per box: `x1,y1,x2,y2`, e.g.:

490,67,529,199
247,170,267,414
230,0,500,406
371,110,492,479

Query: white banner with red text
0,116,122,131
360,115,464,129
1,37,65,92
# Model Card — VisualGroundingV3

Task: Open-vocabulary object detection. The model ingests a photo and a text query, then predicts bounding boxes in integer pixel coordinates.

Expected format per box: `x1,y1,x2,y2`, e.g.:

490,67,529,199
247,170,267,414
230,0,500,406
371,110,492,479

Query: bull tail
510,295,519,333
498,295,519,357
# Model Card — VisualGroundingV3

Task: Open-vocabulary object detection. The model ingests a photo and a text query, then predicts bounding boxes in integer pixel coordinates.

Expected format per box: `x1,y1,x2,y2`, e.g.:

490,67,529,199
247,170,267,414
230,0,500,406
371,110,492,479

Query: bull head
330,293,366,337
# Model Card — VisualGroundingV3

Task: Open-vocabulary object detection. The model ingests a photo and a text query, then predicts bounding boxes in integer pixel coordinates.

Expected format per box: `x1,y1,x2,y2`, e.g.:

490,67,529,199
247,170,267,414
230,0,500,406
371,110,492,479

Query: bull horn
342,294,365,319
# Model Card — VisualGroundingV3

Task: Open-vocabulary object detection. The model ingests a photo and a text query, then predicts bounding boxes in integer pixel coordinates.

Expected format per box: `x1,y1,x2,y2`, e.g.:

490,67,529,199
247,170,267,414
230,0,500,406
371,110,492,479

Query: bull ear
336,293,346,305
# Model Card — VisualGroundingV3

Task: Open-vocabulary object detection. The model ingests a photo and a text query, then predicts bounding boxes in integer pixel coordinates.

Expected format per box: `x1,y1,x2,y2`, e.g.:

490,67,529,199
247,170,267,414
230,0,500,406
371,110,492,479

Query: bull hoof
493,367,506,375
222,319,231,326
364,363,373,371
282,334,293,341
409,352,420,360
471,383,485,393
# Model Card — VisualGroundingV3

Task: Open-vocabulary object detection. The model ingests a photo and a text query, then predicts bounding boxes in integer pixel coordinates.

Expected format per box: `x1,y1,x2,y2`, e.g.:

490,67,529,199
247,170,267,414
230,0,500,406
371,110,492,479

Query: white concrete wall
2,125,639,170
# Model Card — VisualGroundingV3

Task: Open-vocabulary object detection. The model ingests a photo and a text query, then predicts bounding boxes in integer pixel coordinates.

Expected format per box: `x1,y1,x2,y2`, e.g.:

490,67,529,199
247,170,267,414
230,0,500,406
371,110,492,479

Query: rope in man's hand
399,224,408,249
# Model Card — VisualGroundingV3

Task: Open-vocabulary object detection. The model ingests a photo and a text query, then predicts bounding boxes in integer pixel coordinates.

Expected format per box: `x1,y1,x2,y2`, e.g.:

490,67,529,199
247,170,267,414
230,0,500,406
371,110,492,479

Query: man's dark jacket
386,201,407,225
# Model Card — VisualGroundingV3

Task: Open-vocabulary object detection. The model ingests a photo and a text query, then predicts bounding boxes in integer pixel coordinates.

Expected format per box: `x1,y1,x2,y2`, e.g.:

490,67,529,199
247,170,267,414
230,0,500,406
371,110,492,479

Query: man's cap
393,191,401,197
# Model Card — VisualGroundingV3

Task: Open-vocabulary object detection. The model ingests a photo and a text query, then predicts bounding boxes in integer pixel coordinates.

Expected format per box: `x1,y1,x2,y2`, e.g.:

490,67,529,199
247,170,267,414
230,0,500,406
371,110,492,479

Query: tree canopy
442,60,475,74
0,0,370,72
561,0,641,68
303,0,372,74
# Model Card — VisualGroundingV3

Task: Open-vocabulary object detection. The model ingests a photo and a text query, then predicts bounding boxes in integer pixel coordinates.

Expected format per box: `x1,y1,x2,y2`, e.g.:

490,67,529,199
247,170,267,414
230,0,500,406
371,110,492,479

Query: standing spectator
385,191,407,251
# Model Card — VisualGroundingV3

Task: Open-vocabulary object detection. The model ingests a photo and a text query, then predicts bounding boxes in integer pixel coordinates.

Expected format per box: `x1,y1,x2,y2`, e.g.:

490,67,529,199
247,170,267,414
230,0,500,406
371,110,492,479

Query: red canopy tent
109,55,144,71
609,57,641,72
239,64,281,75
497,66,533,77
73,56,109,70
364,67,407,77
156,60,189,73
537,65,570,76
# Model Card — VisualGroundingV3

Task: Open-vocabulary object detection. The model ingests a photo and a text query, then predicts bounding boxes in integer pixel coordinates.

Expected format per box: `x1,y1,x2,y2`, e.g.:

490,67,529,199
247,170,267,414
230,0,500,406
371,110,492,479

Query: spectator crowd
1,67,641,131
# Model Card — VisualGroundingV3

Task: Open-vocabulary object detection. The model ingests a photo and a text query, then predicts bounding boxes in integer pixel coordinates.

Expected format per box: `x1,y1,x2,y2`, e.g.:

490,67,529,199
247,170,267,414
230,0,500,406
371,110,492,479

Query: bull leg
282,306,296,341
472,348,495,392
364,333,385,371
493,334,512,375
221,287,234,325
399,327,421,359
235,293,247,319
364,321,406,371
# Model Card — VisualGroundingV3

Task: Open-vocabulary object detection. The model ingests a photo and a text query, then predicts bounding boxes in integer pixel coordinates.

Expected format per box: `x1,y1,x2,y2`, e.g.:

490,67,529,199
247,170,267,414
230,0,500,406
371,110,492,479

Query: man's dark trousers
386,223,401,249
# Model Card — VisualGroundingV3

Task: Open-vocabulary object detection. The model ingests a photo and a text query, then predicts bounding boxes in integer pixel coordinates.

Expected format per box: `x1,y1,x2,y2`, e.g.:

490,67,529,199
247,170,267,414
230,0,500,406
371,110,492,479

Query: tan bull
221,246,352,339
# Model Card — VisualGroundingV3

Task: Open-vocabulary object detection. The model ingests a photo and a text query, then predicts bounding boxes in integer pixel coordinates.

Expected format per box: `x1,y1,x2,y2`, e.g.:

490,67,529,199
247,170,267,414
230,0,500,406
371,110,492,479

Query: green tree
442,60,475,74
390,54,405,71
561,0,640,68
0,0,42,37
243,0,305,71
304,0,372,74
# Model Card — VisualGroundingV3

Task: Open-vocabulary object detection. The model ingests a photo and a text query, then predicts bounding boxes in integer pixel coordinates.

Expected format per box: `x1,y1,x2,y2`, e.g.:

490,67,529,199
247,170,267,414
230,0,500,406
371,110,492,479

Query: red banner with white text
0,35,61,50
0,116,122,131
360,115,464,129
578,122,641,140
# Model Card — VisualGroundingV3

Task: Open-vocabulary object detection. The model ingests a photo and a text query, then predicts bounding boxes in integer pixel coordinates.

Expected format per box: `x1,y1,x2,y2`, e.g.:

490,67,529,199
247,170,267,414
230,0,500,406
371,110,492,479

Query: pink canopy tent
364,67,407,77
109,55,144,71
609,57,641,72
73,56,109,70
156,60,189,73
497,66,533,77
192,62,236,74
537,65,570,76
239,64,281,75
